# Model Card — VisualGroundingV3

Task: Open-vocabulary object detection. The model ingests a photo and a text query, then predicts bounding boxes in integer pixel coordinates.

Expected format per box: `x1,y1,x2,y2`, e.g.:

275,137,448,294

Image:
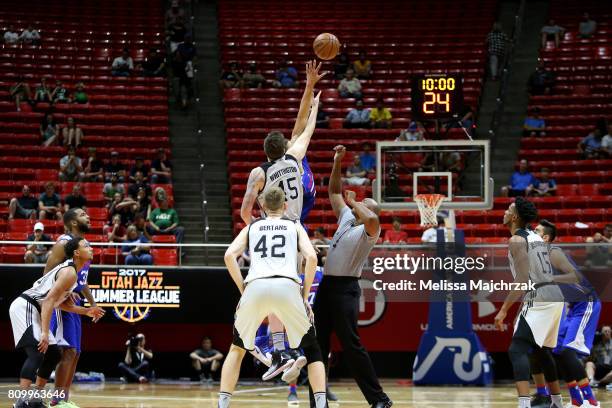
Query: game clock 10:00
411,74,464,120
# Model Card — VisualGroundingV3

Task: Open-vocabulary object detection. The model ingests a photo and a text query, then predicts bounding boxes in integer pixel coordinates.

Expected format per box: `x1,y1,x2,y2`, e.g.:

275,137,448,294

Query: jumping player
9,238,104,408
530,220,601,408
219,187,328,408
494,197,565,408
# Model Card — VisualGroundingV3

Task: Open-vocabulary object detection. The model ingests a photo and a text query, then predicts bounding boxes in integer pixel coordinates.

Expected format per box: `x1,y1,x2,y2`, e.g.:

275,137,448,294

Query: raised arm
328,145,347,218
224,226,249,294
240,167,265,225
290,60,326,141
494,236,530,330
286,91,321,162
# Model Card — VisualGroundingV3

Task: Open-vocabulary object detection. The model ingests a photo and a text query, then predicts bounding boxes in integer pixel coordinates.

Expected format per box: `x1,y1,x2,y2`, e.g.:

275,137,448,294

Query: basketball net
414,194,445,227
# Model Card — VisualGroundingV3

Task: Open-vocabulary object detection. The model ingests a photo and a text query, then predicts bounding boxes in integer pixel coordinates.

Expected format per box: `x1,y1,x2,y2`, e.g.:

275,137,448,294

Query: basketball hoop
414,194,445,227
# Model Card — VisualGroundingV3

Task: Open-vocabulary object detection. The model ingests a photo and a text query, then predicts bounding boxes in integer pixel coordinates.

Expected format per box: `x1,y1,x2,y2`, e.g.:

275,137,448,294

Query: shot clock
411,74,464,120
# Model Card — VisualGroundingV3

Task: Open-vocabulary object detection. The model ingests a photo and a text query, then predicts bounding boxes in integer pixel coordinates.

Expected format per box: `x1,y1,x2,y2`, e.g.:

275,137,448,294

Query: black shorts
595,363,612,380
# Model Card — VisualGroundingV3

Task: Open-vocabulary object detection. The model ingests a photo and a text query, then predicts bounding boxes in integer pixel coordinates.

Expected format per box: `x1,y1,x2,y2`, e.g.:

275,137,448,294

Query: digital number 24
423,92,450,113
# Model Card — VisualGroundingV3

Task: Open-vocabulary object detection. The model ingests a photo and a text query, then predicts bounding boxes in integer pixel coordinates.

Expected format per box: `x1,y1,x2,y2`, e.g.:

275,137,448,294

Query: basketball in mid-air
313,33,340,60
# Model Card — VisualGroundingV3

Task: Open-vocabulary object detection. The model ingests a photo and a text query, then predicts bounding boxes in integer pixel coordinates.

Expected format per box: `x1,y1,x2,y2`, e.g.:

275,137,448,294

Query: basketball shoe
262,351,294,381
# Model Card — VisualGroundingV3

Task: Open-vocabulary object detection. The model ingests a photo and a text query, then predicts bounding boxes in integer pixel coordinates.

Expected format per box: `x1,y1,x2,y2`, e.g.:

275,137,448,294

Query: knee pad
508,338,532,382
529,352,543,376
37,345,62,380
20,347,45,382
557,348,587,382
299,326,323,364
534,347,558,383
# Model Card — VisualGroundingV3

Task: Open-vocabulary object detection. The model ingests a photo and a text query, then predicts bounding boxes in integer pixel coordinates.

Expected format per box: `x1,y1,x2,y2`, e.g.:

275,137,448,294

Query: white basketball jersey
257,154,303,221
245,217,300,284
23,259,77,305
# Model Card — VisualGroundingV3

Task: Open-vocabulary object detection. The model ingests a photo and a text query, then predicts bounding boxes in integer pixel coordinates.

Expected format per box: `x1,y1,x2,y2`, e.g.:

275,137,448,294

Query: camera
128,335,142,349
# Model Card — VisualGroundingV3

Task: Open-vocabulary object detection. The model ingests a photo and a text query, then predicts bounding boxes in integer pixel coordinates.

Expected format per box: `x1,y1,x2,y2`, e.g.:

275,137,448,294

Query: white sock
272,332,286,351
314,391,327,408
550,394,563,407
518,396,531,408
218,391,232,408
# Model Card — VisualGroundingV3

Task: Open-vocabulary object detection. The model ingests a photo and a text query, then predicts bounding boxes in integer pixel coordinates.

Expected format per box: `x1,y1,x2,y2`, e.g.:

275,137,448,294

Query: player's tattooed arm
286,91,321,162
224,226,249,294
290,60,326,140
494,235,530,330
328,145,348,218
549,249,579,284
241,168,265,225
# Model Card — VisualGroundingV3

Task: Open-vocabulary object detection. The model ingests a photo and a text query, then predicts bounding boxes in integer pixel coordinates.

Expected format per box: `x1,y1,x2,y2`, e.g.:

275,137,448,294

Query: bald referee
310,145,392,408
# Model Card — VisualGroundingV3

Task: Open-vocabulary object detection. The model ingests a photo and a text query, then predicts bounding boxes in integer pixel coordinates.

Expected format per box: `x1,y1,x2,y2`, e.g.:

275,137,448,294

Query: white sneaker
281,355,307,383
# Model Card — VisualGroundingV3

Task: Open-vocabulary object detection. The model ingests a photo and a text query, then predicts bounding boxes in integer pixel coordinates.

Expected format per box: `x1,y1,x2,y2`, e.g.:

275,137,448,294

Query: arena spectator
83,148,103,182
316,101,330,128
105,214,127,243
586,325,612,387
9,76,32,111
24,222,52,264
64,184,87,212
220,61,243,89
167,16,187,53
359,142,376,173
147,198,184,243
522,108,546,137
109,193,139,226
130,157,150,182
122,226,153,265
541,19,565,48
602,124,612,156
486,22,509,80
529,168,557,197
59,146,84,181
343,99,370,129
112,48,134,77
51,80,70,104
166,0,185,26
442,151,463,174
343,155,370,186
578,12,597,39
421,217,450,243
458,106,476,135
62,117,84,147
176,34,196,62
190,337,224,382
103,176,126,206
72,82,88,104
383,217,408,244
105,151,127,182
338,68,362,99
141,49,166,77
128,171,151,199
397,121,424,141
311,227,331,266
9,185,38,220
40,112,59,146
578,128,606,159
19,24,41,45
369,97,392,129
333,51,350,79
133,214,152,240
173,35,196,109
38,182,62,220
134,188,151,219
528,62,555,95
242,62,266,88
34,78,51,103
118,333,153,383
273,59,298,88
501,159,536,197
3,25,18,44
585,224,612,268
151,149,173,184
352,50,372,79
152,187,169,209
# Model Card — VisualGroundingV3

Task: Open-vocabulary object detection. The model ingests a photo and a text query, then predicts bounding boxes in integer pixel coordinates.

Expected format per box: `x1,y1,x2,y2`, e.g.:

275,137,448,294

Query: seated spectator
105,151,127,182
118,333,153,383
529,168,557,197
62,117,84,147
40,112,59,146
51,80,70,104
369,97,392,129
338,69,362,99
352,50,372,79
359,142,376,173
112,48,134,77
486,22,509,80
585,224,612,268
38,182,62,220
152,187,168,209
128,171,151,199
528,61,555,95
9,185,38,220
442,151,463,173
397,121,424,141
64,183,87,212
383,217,408,244
151,149,173,184
130,157,150,182
311,227,331,266
343,99,370,129
421,217,450,243
109,193,139,226
3,25,19,44
34,78,51,103
242,62,266,88
579,128,606,159
343,155,370,186
167,16,187,53
9,76,32,111
501,159,537,197
578,12,597,39
316,101,330,129
105,214,127,243
523,108,546,137
602,123,612,157
586,325,612,387
59,146,84,181
190,337,224,382
141,48,166,77
72,82,88,104
458,105,475,136
83,147,104,182
541,19,565,48
103,176,126,206
273,59,298,88
147,198,184,243
133,214,152,240
24,222,52,264
19,25,41,45
333,52,350,79
122,226,153,265
135,188,151,219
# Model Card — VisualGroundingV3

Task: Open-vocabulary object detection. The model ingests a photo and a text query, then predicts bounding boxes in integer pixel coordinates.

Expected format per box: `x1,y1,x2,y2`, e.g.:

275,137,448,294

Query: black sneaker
371,400,393,408
326,385,338,402
530,393,551,408
262,350,294,381
26,398,46,408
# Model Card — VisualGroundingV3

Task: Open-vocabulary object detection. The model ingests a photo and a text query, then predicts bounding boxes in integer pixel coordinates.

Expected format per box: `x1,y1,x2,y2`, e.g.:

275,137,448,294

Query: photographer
118,333,153,383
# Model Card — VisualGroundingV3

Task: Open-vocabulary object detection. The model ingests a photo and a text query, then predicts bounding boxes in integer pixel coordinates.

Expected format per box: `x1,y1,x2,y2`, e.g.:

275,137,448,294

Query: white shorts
515,301,563,348
233,278,312,350
9,296,58,349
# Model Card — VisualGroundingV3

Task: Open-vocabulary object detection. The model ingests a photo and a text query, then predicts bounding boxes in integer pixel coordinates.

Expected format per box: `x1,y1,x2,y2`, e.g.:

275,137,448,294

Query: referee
311,145,392,408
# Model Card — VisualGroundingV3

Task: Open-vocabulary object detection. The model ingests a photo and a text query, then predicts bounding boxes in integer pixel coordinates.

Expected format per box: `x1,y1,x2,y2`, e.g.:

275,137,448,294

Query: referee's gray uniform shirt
324,206,380,277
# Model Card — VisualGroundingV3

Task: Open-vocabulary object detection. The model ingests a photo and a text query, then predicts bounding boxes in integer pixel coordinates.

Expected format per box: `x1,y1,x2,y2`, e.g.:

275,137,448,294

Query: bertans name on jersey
373,279,536,292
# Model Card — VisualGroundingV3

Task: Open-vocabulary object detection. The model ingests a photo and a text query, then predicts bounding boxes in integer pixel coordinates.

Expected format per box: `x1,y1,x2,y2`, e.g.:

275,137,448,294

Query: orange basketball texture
313,33,340,60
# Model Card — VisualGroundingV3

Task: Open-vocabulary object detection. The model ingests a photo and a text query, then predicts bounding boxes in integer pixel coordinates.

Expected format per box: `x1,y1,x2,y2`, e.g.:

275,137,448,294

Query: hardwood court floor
1,381,611,407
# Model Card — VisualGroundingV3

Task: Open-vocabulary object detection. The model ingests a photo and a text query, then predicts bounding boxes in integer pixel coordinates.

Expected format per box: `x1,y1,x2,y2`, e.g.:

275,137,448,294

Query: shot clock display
411,74,464,120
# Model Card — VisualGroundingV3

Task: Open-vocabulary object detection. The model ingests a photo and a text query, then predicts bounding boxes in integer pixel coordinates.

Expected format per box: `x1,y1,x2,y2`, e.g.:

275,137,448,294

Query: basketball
313,33,340,60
